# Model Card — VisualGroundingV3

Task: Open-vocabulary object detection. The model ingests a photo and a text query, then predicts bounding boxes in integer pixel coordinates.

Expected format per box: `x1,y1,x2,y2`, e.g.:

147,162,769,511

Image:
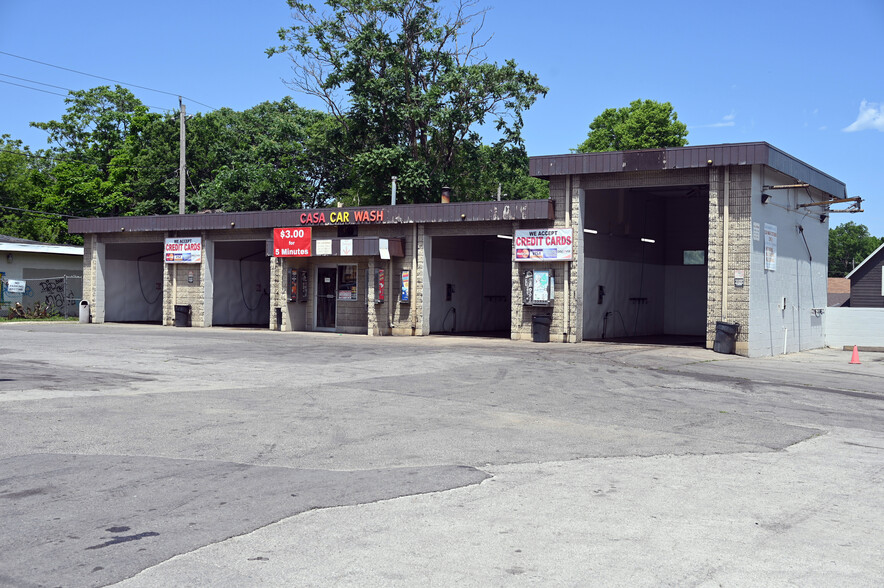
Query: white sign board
164,237,202,264
514,228,573,261
764,223,777,271
7,279,26,294
316,239,332,256
379,238,390,260
340,239,353,256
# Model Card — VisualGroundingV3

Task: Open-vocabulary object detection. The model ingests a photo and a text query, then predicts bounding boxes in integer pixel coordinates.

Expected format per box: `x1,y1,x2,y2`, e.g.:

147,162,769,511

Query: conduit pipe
564,175,571,342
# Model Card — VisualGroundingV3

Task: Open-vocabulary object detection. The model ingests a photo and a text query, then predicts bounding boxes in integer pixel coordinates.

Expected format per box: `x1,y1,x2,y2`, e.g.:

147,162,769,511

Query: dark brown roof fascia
529,142,846,198
69,199,555,235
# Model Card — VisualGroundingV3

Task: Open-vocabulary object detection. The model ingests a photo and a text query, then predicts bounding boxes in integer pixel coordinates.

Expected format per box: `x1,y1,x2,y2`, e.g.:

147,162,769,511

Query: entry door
316,267,336,329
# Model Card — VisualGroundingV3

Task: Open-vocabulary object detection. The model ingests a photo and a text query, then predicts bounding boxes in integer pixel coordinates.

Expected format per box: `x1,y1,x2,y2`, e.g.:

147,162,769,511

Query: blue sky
2,0,882,235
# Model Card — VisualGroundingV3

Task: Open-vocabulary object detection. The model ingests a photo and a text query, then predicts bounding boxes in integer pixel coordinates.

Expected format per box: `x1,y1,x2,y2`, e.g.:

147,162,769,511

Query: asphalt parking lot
1,322,883,587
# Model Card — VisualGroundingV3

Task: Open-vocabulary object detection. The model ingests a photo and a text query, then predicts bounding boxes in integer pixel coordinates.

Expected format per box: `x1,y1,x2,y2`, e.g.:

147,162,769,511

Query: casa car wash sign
298,209,384,225
514,228,573,261
273,227,312,257
164,237,202,264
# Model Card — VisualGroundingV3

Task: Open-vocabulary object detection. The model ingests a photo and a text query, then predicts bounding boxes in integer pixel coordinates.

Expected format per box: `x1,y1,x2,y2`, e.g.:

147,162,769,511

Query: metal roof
845,241,884,279
69,199,555,235
529,142,847,198
0,241,84,256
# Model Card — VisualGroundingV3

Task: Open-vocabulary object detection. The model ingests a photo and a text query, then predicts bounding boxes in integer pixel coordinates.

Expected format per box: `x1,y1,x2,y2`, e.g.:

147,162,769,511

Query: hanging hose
239,250,268,311
137,253,162,305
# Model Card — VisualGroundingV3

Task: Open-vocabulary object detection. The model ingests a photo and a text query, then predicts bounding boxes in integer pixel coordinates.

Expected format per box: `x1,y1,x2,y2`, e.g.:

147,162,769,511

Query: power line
0,205,83,219
0,74,173,112
0,50,216,110
0,78,67,98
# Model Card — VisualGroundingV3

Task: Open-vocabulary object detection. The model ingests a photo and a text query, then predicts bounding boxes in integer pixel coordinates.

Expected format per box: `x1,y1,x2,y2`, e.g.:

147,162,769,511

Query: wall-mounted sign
164,237,202,264
400,269,410,303
764,223,777,271
316,240,332,256
299,209,385,226
379,238,390,260
7,279,25,294
273,227,312,257
340,239,353,256
514,229,573,261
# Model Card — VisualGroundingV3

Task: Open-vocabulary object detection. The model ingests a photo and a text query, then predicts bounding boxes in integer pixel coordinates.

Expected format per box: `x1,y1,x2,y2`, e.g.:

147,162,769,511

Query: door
316,267,336,329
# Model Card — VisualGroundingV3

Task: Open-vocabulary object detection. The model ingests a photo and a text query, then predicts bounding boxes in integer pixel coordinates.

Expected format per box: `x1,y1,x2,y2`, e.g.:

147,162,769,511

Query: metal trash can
713,321,739,354
79,300,90,324
532,314,551,343
174,304,191,327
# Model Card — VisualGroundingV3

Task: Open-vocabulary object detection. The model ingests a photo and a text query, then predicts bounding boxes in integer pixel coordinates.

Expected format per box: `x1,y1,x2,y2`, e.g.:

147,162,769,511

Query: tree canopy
576,99,688,153
828,221,883,278
268,0,548,204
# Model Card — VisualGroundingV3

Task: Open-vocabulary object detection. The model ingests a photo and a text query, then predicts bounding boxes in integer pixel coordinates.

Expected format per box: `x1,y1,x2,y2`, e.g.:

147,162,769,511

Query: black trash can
532,314,551,343
174,304,191,327
713,321,739,354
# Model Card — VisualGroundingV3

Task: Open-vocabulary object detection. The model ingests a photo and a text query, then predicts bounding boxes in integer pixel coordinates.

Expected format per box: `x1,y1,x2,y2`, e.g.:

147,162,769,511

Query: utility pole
179,97,186,214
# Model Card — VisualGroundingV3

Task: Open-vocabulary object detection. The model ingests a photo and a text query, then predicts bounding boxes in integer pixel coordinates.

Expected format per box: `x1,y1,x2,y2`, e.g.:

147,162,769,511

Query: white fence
825,307,884,348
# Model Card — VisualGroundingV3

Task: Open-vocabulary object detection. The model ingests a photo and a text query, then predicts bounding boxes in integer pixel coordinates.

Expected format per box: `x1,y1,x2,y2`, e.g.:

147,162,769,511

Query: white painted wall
105,258,163,322
1,251,83,316
429,257,510,333
825,307,884,348
212,258,270,325
749,166,828,356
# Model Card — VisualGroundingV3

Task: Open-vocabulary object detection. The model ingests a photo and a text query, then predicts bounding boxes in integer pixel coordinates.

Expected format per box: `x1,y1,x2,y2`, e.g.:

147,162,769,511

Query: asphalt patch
0,453,488,587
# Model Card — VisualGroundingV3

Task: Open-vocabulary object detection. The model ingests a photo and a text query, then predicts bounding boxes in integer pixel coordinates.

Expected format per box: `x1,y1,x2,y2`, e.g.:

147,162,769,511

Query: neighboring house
826,244,884,348
845,242,884,308
0,235,84,317
827,277,850,307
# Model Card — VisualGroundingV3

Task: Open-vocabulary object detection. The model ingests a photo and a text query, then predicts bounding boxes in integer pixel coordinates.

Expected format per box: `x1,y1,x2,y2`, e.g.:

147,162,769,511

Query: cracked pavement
1,323,882,586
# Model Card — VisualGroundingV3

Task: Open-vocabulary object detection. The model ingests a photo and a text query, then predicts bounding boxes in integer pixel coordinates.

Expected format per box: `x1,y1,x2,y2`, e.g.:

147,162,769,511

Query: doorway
316,267,336,329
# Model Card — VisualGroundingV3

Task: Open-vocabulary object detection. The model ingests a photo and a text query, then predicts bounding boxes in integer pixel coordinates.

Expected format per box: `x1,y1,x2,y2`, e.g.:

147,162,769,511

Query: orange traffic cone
849,345,861,365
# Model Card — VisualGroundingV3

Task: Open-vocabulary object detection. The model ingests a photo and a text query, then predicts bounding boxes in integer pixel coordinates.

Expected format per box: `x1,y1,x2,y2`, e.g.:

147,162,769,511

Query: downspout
564,175,571,342
411,223,418,335
721,167,729,321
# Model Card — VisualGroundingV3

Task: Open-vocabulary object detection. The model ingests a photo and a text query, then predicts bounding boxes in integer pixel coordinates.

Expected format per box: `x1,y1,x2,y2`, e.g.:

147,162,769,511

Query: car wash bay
103,242,164,323
427,235,512,337
582,185,709,343
211,240,271,328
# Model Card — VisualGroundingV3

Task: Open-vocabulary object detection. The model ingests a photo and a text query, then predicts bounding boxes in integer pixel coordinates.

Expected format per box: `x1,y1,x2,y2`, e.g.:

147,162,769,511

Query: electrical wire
0,205,83,219
239,250,268,311
0,51,216,110
0,74,177,112
136,253,163,305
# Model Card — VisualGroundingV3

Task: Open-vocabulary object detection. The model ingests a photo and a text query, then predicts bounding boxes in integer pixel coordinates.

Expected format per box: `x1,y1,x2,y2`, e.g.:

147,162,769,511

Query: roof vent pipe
391,176,397,206
441,186,451,204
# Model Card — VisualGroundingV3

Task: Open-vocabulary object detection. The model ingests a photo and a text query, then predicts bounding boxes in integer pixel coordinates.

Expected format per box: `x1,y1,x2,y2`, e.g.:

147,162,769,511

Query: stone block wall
705,166,752,354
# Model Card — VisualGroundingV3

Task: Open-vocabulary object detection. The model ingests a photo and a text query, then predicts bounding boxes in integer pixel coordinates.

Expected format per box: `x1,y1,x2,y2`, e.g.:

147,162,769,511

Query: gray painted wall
749,166,827,356
825,307,884,348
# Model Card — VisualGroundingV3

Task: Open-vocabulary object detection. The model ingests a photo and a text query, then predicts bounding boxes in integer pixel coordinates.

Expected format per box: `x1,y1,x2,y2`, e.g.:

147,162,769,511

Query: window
337,265,358,301
683,250,705,265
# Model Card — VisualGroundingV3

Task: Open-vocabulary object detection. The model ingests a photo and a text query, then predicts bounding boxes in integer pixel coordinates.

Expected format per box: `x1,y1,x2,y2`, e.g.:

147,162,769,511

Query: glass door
316,267,336,329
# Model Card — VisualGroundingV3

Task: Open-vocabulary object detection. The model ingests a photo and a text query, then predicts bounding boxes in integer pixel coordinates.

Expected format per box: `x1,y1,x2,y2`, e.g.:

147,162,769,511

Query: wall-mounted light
641,238,656,244
6,253,12,263
496,234,512,240
761,193,772,204
584,229,598,234
819,214,828,223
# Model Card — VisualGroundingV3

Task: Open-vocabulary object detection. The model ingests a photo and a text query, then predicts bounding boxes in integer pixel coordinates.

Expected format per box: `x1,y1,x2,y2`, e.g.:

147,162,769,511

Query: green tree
576,99,688,153
0,135,54,241
828,221,883,278
268,0,548,204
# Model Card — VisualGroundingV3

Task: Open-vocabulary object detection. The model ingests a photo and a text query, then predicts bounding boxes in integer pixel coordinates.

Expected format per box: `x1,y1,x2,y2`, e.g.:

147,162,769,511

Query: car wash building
69,141,847,356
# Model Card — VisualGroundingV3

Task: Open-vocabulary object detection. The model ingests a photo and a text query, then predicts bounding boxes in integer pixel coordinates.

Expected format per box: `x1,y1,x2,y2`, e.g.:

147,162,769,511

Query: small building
0,235,84,317
69,141,846,356
845,242,884,308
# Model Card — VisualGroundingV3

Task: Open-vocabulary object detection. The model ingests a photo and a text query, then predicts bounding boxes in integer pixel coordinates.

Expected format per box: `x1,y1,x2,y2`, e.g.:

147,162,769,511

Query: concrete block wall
705,166,752,354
